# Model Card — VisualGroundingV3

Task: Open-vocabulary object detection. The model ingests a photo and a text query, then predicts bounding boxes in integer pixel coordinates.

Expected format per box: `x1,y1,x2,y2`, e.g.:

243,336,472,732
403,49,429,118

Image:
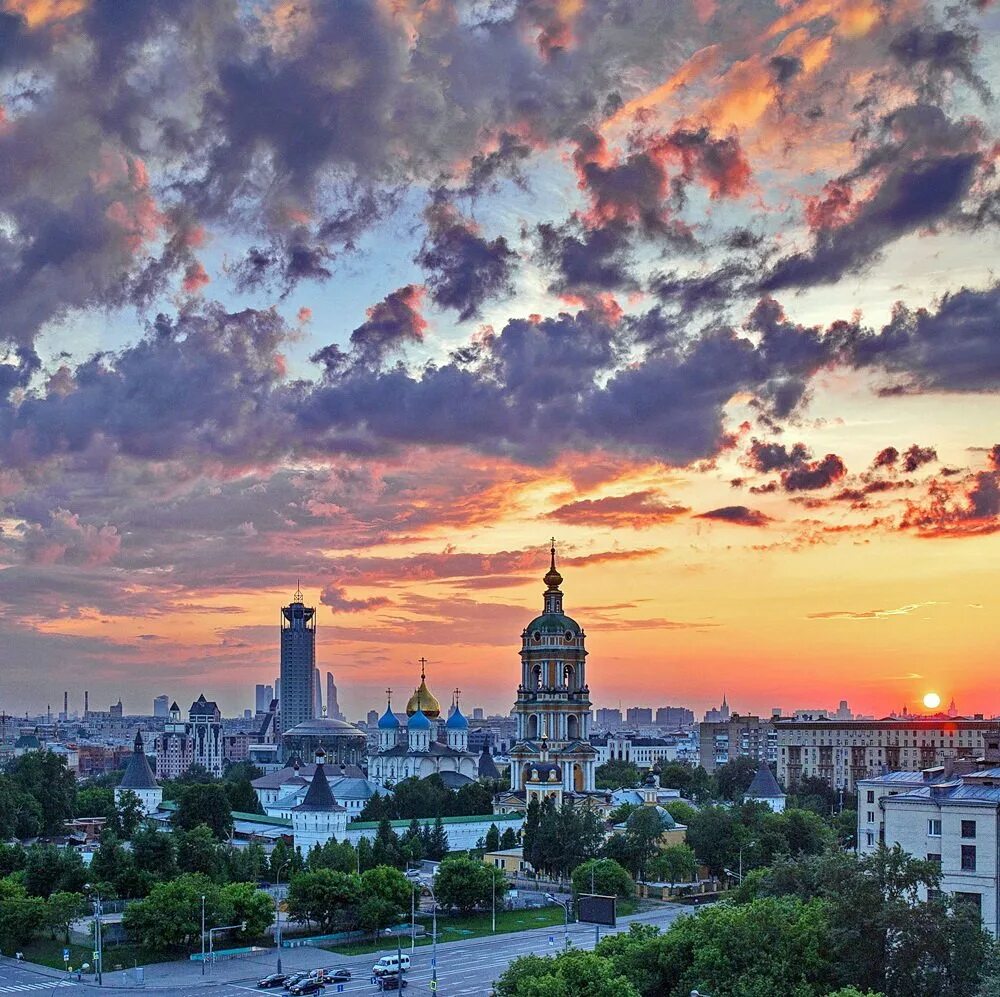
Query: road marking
0,985,76,994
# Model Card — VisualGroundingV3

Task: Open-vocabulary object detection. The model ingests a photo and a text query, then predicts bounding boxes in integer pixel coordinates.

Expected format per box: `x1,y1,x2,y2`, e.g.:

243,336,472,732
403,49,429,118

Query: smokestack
63,691,68,717
84,690,89,714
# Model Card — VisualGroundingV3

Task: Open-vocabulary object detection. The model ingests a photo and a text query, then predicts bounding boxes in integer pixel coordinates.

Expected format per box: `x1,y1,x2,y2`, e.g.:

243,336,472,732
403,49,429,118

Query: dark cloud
782,454,848,492
747,439,811,473
873,446,900,468
537,219,638,295
416,197,517,321
347,285,428,367
695,505,772,527
902,444,937,472
889,25,991,102
547,490,689,529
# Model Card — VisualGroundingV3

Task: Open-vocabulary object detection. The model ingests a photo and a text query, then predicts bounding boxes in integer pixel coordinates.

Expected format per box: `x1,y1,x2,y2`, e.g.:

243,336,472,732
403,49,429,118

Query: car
325,969,351,983
289,981,324,996
372,954,410,978
257,975,288,989
378,975,407,991
283,974,309,990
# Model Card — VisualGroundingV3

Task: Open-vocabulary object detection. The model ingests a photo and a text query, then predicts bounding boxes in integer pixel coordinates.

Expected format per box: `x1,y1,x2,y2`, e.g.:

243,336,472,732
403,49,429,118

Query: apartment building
777,715,995,792
859,766,1000,935
698,715,776,773
593,734,678,769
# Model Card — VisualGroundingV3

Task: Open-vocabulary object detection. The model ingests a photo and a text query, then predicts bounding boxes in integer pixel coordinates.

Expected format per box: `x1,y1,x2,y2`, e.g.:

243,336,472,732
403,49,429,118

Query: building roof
118,730,159,790
746,762,785,800
251,762,366,789
189,694,219,716
347,812,523,831
407,709,431,731
438,770,475,789
156,799,293,828
478,745,501,780
281,717,367,739
292,758,345,812
14,733,41,750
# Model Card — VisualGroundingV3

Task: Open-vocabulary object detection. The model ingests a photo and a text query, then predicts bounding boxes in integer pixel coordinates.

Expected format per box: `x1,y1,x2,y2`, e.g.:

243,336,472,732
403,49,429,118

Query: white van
372,954,410,978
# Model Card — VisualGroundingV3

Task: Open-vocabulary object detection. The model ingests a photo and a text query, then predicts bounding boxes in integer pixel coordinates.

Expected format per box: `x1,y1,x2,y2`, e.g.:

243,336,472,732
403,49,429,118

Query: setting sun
923,692,942,710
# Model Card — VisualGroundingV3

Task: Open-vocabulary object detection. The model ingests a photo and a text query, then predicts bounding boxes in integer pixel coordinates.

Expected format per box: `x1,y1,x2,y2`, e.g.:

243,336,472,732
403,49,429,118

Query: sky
0,0,999,723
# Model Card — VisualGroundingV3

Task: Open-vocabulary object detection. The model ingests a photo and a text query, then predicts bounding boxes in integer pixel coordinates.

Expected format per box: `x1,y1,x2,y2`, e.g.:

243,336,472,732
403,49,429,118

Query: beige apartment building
776,716,996,792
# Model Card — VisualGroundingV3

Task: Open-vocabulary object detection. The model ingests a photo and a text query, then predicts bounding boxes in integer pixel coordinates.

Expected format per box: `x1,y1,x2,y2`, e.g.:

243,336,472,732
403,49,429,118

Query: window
927,852,942,865
961,845,977,871
866,790,875,803
955,892,982,913
866,831,875,847
867,811,875,823
928,819,942,836
962,819,977,839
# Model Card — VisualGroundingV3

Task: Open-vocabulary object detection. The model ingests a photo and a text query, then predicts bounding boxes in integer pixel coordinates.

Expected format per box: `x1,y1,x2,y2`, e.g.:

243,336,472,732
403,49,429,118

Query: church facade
368,663,480,789
501,545,598,809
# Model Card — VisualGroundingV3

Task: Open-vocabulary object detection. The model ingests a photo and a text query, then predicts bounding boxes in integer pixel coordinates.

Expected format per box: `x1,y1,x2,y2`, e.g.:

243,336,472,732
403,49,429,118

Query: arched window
528,714,539,739
532,665,542,690
563,664,575,690
567,714,579,740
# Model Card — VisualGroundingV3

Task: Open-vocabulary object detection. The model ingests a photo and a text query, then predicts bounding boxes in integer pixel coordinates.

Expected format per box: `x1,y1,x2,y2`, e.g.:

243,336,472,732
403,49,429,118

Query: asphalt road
0,904,688,997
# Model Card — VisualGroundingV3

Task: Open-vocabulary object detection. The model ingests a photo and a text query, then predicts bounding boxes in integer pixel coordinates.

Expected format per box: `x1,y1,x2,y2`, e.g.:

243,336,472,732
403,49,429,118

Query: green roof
524,613,580,634
348,813,522,831
157,799,292,828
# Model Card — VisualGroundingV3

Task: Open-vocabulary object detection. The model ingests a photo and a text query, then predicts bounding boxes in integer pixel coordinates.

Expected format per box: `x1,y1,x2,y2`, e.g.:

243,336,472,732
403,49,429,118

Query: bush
571,859,635,900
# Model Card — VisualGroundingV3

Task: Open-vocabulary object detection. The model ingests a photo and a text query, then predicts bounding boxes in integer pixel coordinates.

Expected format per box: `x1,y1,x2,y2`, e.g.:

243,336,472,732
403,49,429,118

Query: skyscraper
313,667,323,719
255,684,274,714
280,587,316,737
153,694,169,718
326,672,343,721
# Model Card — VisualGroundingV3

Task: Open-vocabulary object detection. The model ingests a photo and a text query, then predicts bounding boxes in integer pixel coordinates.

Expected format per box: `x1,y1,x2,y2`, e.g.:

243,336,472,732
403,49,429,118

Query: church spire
542,539,564,614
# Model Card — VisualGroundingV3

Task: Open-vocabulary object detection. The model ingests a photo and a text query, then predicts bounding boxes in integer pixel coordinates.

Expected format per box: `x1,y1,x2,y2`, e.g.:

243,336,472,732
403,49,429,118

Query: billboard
577,894,616,926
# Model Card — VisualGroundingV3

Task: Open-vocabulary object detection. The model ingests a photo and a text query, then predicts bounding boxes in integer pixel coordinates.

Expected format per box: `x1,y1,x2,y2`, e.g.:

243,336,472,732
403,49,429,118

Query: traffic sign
548,935,554,945
93,951,99,961
429,983,437,992
63,949,70,963
336,986,344,993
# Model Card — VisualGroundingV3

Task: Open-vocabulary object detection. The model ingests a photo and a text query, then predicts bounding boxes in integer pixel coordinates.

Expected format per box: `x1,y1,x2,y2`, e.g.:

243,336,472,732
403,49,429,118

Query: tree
0,777,42,839
684,805,739,878
0,843,26,878
132,823,178,880
496,948,641,997
484,823,501,853
647,844,698,884
500,827,519,849
372,818,403,868
219,881,274,936
177,824,222,877
24,844,66,898
89,831,142,897
527,801,605,879
594,760,640,790
174,784,233,839
435,856,507,914
76,786,117,819
285,869,361,934
6,752,77,834
44,892,86,942
714,755,761,801
224,779,264,815
116,790,147,839
269,838,303,880
656,763,713,801
571,859,634,900
307,838,357,874
622,807,665,880
0,878,46,949
358,865,412,936
427,816,449,860
662,800,698,826
123,874,225,953
607,803,639,825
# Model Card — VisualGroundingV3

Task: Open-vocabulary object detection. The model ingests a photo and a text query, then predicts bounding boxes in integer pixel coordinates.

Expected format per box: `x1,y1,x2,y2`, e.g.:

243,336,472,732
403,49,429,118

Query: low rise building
593,734,678,768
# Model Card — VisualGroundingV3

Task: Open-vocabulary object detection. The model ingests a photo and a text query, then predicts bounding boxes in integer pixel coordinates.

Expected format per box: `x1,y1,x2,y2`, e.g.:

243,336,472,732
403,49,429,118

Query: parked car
378,976,407,991
289,980,325,996
282,974,309,990
325,969,351,983
372,954,410,978
257,975,288,989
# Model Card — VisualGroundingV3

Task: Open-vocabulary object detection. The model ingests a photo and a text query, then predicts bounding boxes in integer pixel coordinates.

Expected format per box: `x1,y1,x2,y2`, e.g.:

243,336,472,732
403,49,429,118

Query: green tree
286,869,361,934
174,784,233,839
484,823,501,852
571,859,635,900
500,827,519,849
44,891,86,942
608,802,639,825
435,856,507,914
268,838,303,880
76,786,117,819
358,865,411,935
123,874,224,952
622,807,666,879
132,822,178,880
24,844,65,898
662,800,698,826
177,824,222,877
595,760,640,790
219,881,274,936
89,832,141,897
0,843,26,878
427,816,449,860
496,948,641,997
715,756,761,801
0,777,43,839
0,878,46,948
223,779,264,815
647,844,698,884
656,763,712,801
684,804,739,878
116,790,147,839
372,818,403,868
6,752,77,834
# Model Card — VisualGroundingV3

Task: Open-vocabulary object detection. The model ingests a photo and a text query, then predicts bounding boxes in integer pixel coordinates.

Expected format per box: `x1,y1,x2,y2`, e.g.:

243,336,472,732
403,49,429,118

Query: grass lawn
322,907,568,956
11,937,145,973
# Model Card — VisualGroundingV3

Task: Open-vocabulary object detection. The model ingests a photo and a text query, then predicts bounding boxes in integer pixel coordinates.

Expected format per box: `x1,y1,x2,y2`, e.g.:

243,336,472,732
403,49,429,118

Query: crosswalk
0,982,76,993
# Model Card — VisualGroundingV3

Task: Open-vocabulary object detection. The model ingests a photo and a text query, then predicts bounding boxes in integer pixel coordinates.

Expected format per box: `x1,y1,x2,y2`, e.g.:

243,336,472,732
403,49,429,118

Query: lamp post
274,859,290,974
88,890,103,986
200,895,206,976
545,894,570,948
208,922,247,970
410,883,416,953
384,927,402,980
425,880,438,992
491,867,496,934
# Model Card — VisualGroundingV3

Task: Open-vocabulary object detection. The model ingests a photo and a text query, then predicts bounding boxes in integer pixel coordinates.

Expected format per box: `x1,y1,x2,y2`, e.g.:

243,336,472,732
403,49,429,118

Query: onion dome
543,539,562,590
408,708,431,730
406,659,441,718
446,705,469,730
379,705,400,729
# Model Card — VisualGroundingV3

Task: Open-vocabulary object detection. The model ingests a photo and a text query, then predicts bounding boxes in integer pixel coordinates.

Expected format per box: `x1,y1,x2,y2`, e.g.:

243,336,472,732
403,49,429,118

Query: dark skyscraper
280,587,316,736
313,667,323,719
326,671,343,721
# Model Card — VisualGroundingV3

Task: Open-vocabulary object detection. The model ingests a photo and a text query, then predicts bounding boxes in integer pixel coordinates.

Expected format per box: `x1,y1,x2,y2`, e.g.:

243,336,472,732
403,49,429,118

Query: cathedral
368,661,480,789
498,544,599,811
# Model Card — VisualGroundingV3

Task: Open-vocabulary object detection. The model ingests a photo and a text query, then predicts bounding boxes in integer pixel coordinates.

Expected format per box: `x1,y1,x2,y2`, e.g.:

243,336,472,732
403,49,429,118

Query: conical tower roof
293,751,345,812
119,729,158,790
746,762,784,800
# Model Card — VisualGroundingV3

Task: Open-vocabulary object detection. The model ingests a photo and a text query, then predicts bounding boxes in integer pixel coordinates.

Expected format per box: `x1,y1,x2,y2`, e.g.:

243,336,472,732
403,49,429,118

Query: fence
189,946,270,962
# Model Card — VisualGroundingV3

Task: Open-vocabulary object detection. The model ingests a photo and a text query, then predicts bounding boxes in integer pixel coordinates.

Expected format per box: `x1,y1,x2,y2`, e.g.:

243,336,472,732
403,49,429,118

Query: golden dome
406,678,441,719
543,540,562,590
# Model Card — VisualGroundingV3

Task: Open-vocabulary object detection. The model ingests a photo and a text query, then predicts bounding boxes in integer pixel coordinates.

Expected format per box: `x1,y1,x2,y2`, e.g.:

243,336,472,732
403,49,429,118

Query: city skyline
0,0,997,720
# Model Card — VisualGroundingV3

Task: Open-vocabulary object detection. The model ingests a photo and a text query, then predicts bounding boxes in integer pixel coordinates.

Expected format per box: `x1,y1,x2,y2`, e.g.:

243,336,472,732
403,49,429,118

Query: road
0,904,688,997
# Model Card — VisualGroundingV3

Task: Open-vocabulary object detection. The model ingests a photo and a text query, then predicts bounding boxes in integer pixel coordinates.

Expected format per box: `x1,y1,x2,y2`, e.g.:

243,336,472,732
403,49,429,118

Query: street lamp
200,895,206,977
545,894,570,948
86,886,103,986
424,879,439,992
274,859,291,974
208,921,247,969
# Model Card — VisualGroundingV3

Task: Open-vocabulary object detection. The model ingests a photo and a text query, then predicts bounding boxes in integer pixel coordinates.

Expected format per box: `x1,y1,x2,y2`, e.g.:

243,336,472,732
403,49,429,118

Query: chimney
84,690,89,714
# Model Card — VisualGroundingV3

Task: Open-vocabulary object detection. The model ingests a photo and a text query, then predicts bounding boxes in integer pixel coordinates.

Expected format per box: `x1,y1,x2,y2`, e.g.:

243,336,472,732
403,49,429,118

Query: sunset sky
1,0,998,722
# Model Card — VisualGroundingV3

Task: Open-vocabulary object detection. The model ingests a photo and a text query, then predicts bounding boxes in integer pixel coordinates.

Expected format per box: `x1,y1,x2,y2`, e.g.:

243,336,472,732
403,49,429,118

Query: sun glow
923,692,942,710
